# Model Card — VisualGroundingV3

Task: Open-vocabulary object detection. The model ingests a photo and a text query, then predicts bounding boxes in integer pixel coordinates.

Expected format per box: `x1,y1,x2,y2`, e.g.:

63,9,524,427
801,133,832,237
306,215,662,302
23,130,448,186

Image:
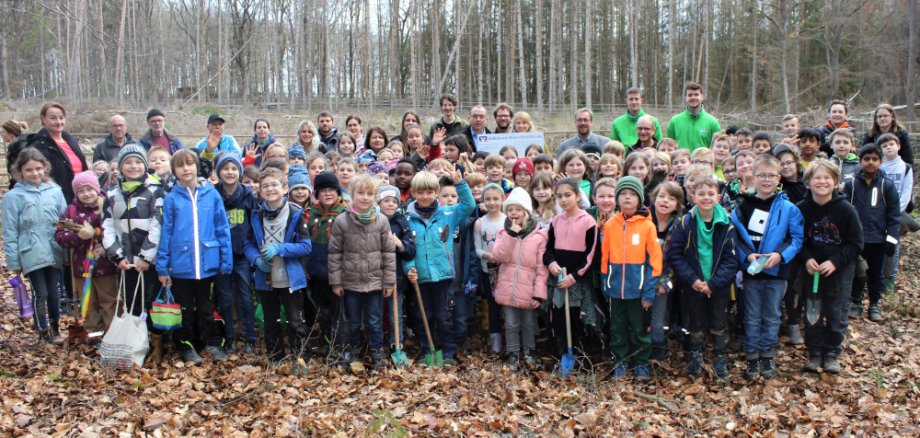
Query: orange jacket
600,208,663,301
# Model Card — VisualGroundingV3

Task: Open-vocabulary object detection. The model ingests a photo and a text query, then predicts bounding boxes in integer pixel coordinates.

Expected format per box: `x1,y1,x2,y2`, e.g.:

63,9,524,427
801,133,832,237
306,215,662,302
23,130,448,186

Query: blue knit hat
288,171,311,192
288,144,306,160
216,153,243,175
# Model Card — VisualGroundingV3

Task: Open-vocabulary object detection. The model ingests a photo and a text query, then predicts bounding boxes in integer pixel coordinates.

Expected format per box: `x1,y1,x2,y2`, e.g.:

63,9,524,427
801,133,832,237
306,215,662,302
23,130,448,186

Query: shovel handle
412,282,437,352
562,268,572,351
812,272,820,294
392,284,400,351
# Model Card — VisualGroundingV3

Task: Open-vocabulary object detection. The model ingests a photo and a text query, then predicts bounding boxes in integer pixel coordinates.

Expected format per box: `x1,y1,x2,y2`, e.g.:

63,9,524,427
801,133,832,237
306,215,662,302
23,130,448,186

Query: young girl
389,140,407,159
710,134,732,181
529,173,556,229
512,158,534,189
55,171,119,338
242,166,260,197
650,152,672,179
492,188,549,370
670,149,691,180
558,149,594,199
3,148,67,343
475,183,508,354
597,154,622,180
261,143,289,167
337,131,358,158
306,153,327,187
727,150,756,201
624,153,653,205
543,178,598,358
329,174,396,370
157,149,233,364
242,118,277,168
657,138,678,154
500,145,519,161
288,172,312,208
604,141,626,160
648,182,684,361
525,144,543,158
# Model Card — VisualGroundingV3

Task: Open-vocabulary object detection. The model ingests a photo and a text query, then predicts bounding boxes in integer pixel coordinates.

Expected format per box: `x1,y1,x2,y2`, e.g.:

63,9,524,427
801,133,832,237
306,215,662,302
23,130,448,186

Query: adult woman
513,111,535,132
357,127,388,162
3,120,29,182
16,103,87,201
293,120,323,154
242,118,277,168
345,115,365,149
862,104,913,165
391,111,431,145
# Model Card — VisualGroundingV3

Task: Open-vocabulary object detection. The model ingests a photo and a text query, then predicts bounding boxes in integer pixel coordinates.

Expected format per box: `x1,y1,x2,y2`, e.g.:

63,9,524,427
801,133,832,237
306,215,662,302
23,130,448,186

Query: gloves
255,257,272,273
261,243,281,261
77,221,95,240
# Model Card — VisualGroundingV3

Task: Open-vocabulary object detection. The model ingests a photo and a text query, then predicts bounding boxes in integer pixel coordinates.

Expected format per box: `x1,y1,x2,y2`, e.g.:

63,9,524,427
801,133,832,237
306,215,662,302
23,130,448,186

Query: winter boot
823,356,841,374
505,352,521,371
804,355,822,373
743,359,761,381
371,348,387,371
686,351,703,378
868,303,883,322
848,302,863,319
760,357,778,379
787,324,804,345
49,321,64,345
146,334,164,366
713,356,729,381
650,343,668,362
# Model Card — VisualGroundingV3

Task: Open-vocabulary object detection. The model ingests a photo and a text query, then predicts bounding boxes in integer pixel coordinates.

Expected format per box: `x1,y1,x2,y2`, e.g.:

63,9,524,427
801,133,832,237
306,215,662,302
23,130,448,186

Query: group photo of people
1,82,914,383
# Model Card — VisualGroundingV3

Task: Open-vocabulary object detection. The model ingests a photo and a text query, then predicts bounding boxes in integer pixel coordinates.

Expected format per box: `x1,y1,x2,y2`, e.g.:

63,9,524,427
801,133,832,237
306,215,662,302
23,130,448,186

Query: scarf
119,178,143,195
262,199,287,220
349,205,379,224
415,201,439,220
504,216,537,238
250,134,276,150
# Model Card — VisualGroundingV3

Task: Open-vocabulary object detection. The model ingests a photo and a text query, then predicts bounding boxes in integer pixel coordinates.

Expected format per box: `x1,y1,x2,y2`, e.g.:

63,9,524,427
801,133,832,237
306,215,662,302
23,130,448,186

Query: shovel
806,271,821,326
412,281,443,368
559,268,576,376
390,285,409,367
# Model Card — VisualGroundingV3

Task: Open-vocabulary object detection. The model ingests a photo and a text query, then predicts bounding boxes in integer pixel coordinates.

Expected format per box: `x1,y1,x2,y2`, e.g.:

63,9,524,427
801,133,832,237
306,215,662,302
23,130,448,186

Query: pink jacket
491,226,549,309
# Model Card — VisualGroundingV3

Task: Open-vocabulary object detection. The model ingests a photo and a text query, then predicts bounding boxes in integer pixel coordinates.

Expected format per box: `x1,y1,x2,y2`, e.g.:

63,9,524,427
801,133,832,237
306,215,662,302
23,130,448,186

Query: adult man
317,112,338,152
492,103,514,133
666,82,721,151
629,115,658,154
92,115,134,163
195,113,240,160
556,108,609,155
610,87,661,146
138,108,183,154
462,105,491,152
429,93,468,145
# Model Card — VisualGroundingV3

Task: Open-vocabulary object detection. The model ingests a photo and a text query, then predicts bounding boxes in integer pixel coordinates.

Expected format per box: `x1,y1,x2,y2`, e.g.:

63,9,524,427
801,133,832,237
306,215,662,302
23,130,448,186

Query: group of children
2,113,910,383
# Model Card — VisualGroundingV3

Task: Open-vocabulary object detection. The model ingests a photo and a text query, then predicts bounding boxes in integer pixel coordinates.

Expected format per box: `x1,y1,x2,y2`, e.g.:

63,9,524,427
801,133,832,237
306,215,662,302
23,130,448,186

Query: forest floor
0,234,919,436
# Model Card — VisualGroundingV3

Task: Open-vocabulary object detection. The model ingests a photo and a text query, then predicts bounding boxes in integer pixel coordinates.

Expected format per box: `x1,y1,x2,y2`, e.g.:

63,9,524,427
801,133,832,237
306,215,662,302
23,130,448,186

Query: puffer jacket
404,180,476,282
599,207,663,302
491,221,549,309
667,206,739,294
1,181,67,275
156,181,233,279
328,209,396,292
304,200,347,281
55,199,118,278
844,169,900,245
101,174,163,265
387,212,416,291
245,202,313,291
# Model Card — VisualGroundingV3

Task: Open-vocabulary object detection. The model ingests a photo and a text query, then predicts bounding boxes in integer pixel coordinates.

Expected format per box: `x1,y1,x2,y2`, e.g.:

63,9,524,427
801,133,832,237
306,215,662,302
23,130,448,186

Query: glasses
691,160,713,166
780,160,797,167
260,182,282,189
755,173,779,181
636,127,653,132
575,118,591,123
877,114,892,119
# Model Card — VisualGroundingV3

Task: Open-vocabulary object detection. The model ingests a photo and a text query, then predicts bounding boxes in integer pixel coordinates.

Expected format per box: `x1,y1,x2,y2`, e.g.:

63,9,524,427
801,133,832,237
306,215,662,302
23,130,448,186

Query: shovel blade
560,354,576,376
806,297,821,326
391,350,409,367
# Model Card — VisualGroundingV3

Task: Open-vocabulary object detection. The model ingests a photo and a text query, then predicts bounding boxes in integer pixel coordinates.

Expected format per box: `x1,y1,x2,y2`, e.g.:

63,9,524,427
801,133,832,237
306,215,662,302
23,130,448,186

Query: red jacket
55,200,118,278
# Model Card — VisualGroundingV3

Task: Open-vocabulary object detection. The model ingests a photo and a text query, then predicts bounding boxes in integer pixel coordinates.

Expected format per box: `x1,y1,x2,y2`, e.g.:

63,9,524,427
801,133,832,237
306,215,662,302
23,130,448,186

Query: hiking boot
787,324,804,345
49,325,65,345
181,348,203,365
848,303,863,319
743,359,761,381
613,363,628,378
823,356,841,374
224,341,237,355
713,357,729,381
650,343,668,362
204,345,229,362
489,333,502,354
686,351,703,378
505,352,521,371
634,364,651,381
443,355,457,368
242,342,256,355
804,355,822,373
868,304,883,322
760,357,778,379
371,348,387,371
523,352,539,370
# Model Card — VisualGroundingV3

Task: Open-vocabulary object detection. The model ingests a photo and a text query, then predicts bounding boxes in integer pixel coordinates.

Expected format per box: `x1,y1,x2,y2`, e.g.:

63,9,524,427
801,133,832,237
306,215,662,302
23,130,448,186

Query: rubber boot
147,333,163,366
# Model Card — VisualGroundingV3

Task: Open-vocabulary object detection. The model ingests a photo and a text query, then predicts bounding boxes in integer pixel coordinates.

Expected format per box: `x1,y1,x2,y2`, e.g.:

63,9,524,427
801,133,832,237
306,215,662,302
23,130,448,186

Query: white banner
475,132,545,156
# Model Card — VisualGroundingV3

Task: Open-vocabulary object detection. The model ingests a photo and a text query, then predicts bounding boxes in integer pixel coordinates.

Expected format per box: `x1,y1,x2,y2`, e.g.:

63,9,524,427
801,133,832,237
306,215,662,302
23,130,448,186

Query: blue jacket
667,207,739,294
244,203,313,291
216,182,256,257
195,135,240,160
844,169,900,245
404,180,476,283
1,181,67,275
730,191,804,279
387,212,417,291
157,182,233,279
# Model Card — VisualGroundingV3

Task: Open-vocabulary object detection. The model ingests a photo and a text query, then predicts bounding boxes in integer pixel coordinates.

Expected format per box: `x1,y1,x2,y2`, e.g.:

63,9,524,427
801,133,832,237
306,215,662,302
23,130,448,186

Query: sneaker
50,333,65,345
760,357,778,379
868,304,883,322
242,342,255,355
613,363,628,378
804,355,822,373
181,348,203,365
634,364,651,381
224,341,237,355
823,356,841,374
489,333,502,354
371,349,387,371
204,345,229,362
713,357,729,380
848,303,863,319
650,343,668,362
505,353,521,371
686,352,703,378
443,355,457,368
523,352,539,370
787,324,804,345
743,359,761,381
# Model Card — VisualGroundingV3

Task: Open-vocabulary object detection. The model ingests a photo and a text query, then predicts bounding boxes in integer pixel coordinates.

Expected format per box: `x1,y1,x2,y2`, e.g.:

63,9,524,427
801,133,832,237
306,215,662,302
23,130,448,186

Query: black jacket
13,128,87,201
92,133,135,163
862,129,913,167
667,209,739,295
795,194,863,269
843,170,900,245
387,212,417,292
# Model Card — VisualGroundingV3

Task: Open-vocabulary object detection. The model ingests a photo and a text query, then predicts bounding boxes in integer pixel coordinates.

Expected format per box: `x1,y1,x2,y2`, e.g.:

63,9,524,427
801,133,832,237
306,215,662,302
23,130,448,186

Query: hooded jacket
217,182,256,256
492,220,550,308
386,211,416,291
404,180,476,283
795,193,864,269
2,181,67,275
843,169,900,245
304,200,348,281
55,199,118,278
245,203,313,291
156,182,233,279
731,191,804,279
600,207,663,302
667,205,739,294
328,209,397,292
101,174,163,265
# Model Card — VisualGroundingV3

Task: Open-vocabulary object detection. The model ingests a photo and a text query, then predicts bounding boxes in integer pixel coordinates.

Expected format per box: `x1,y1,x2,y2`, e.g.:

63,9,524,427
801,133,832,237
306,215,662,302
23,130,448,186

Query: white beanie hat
502,187,533,215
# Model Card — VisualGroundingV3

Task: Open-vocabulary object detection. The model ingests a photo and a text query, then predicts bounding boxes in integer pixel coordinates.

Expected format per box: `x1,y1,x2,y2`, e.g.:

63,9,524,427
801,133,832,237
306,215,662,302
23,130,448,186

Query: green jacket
610,109,662,146
666,107,720,152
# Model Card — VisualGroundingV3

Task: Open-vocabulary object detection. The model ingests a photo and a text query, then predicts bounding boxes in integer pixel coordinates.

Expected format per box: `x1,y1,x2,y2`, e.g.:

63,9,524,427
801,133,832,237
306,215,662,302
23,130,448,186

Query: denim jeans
742,278,786,359
414,280,455,356
650,290,670,345
804,262,855,359
214,257,257,344
450,285,474,350
384,286,406,347
28,266,61,331
344,290,384,350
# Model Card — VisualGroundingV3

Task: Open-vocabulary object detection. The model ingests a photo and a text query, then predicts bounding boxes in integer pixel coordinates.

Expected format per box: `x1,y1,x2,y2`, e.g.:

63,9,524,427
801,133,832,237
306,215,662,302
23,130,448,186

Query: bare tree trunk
430,0,442,105
516,0,527,107
535,0,543,110
750,11,757,113
411,0,420,108
389,0,400,106
906,0,918,122
477,0,484,103
115,0,128,105
667,0,675,112
584,0,592,109
629,0,638,86
435,0,474,97
570,0,578,108
549,0,558,110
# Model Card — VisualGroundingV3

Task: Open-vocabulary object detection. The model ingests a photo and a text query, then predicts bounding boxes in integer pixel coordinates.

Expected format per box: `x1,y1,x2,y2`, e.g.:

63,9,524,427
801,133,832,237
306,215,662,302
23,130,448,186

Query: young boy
532,154,555,177
405,170,476,366
751,132,773,155
797,128,824,169
244,168,313,367
512,158,534,189
393,158,417,212
484,154,514,193
668,175,739,380
329,174,396,370
335,157,357,194
844,144,900,322
376,185,416,349
147,146,173,184
213,154,258,354
735,129,753,152
600,176,663,380
439,176,481,357
731,154,803,380
827,128,860,182
878,133,913,292
797,160,863,374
